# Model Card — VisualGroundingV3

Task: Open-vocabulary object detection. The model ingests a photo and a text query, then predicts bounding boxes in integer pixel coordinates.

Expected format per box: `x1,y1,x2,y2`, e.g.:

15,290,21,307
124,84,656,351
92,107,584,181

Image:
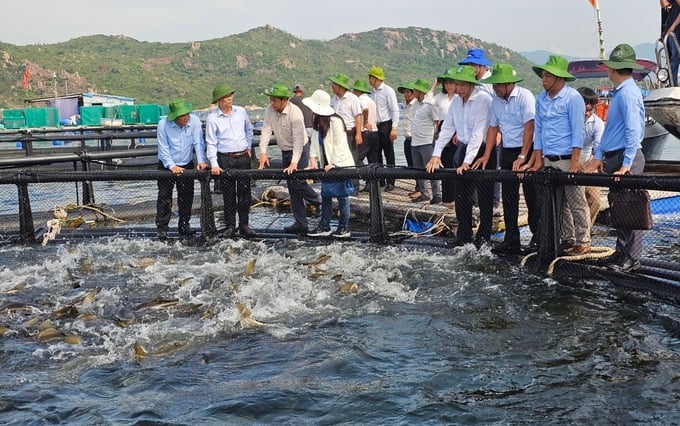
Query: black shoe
384,183,395,192
283,223,308,235
448,238,472,248
308,226,332,237
608,258,641,273
239,224,256,238
178,222,193,236
492,241,522,255
157,230,168,241
223,226,235,239
360,185,370,193
429,196,442,205
411,194,429,203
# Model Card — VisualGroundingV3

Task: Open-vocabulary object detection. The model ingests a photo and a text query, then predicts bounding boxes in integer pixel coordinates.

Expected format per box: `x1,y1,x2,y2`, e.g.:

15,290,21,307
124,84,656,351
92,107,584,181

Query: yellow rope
520,246,615,276
546,246,615,275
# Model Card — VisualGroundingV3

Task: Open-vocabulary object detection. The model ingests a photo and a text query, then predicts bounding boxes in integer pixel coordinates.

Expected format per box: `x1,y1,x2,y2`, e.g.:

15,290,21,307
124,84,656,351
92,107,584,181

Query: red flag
22,66,31,89
588,0,598,8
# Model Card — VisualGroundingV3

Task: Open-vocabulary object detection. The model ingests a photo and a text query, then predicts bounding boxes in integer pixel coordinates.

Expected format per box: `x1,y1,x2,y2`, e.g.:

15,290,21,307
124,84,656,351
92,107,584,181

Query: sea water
1,236,679,424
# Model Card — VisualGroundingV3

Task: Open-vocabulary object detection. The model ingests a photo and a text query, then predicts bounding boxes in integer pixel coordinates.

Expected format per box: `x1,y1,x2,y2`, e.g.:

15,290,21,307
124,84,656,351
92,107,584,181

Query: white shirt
433,87,492,165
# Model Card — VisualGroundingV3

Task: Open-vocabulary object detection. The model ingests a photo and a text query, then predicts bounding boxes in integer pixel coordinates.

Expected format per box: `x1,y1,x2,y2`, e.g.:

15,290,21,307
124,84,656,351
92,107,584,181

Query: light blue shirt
205,105,254,168
582,112,605,163
370,82,400,126
594,78,645,168
488,85,535,149
534,85,585,156
157,114,206,169
410,99,439,146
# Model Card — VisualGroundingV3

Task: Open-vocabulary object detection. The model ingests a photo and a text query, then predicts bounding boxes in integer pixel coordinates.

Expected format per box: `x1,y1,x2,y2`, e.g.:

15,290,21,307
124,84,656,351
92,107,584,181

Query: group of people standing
155,65,401,241
155,42,647,272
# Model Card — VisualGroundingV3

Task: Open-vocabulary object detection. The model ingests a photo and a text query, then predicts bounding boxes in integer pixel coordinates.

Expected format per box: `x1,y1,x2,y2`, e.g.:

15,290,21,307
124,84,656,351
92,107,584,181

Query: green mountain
0,25,544,110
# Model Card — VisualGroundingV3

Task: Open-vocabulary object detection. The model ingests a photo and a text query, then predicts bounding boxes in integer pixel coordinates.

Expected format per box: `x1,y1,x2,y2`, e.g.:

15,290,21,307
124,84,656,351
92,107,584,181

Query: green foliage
0,26,543,110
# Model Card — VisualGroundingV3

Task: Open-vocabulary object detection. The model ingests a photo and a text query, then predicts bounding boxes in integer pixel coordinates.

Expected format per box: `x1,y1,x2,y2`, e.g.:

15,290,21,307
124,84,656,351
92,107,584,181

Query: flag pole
595,1,606,59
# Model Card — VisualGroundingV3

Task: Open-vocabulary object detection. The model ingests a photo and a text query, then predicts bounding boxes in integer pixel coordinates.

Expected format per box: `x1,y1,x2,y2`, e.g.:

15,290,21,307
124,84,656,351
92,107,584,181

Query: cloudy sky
1,0,660,58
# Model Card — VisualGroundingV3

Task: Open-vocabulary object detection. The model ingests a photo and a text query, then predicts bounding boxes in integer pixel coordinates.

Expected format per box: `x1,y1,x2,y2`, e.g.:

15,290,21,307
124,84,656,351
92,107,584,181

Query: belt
544,154,571,161
603,148,625,159
218,150,249,158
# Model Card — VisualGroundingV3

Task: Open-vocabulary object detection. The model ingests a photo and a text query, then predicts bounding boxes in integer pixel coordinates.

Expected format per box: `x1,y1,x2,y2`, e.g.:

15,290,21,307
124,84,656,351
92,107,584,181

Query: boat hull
643,121,670,160
644,87,680,139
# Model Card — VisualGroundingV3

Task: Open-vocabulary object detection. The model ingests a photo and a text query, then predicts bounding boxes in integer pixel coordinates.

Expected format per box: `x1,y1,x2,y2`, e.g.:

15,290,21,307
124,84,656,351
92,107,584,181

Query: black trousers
155,161,195,231
282,144,320,229
453,144,495,243
440,141,458,203
217,153,252,228
377,120,396,185
499,147,540,246
358,130,380,164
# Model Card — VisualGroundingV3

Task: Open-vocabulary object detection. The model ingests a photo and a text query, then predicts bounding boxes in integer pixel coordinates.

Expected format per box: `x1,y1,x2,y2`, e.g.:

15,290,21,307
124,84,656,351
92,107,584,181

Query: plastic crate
24,108,49,128
102,106,117,119
80,106,104,126
3,117,26,129
137,104,160,124
3,108,25,119
45,107,59,127
115,105,138,124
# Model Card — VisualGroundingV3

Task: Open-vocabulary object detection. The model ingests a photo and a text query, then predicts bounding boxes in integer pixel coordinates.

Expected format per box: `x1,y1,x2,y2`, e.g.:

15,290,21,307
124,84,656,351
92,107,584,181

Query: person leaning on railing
585,44,647,273
155,99,209,240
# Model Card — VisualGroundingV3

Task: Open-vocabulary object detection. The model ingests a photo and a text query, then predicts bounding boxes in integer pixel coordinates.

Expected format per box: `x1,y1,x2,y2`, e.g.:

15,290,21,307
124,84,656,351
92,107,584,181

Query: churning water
1,236,679,424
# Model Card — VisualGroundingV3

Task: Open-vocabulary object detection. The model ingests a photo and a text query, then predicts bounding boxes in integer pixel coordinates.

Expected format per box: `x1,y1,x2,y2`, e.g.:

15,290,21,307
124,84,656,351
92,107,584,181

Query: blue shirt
157,114,206,169
594,78,645,168
488,85,535,149
534,85,585,156
205,105,254,168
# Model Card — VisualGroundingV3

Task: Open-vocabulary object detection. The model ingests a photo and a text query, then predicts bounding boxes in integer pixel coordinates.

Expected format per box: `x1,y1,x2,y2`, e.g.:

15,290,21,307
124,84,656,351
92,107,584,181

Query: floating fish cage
0,135,680,301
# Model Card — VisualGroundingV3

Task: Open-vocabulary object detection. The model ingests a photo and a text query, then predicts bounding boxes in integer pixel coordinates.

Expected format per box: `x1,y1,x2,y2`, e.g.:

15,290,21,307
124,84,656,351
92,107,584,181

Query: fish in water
298,254,331,266
338,282,359,294
244,258,257,276
235,303,264,328
134,298,179,311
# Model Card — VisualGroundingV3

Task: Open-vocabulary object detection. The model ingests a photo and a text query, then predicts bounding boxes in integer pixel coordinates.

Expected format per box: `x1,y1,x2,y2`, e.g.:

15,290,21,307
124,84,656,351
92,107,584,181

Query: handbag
321,180,354,198
607,188,653,230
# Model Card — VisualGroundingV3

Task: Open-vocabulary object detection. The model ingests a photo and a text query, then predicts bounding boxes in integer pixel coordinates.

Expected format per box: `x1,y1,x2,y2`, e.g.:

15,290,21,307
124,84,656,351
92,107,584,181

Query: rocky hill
0,25,543,110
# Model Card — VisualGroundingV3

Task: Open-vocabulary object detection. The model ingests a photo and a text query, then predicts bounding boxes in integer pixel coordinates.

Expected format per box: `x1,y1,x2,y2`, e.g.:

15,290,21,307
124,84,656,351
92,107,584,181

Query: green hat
411,78,431,94
212,83,235,103
438,67,458,81
397,81,415,93
166,99,192,121
602,43,644,70
368,66,386,81
482,63,523,84
446,65,480,85
351,79,371,93
532,55,576,81
264,83,293,99
329,73,352,90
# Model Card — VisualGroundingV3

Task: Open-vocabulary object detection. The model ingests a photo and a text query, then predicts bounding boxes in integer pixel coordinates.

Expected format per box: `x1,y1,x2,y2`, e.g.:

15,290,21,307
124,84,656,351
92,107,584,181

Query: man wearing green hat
206,83,256,239
524,54,591,256
409,78,441,204
398,81,420,197
259,83,321,234
426,65,494,246
351,79,379,167
473,63,539,254
330,73,363,193
368,66,400,191
155,99,209,240
585,43,647,272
